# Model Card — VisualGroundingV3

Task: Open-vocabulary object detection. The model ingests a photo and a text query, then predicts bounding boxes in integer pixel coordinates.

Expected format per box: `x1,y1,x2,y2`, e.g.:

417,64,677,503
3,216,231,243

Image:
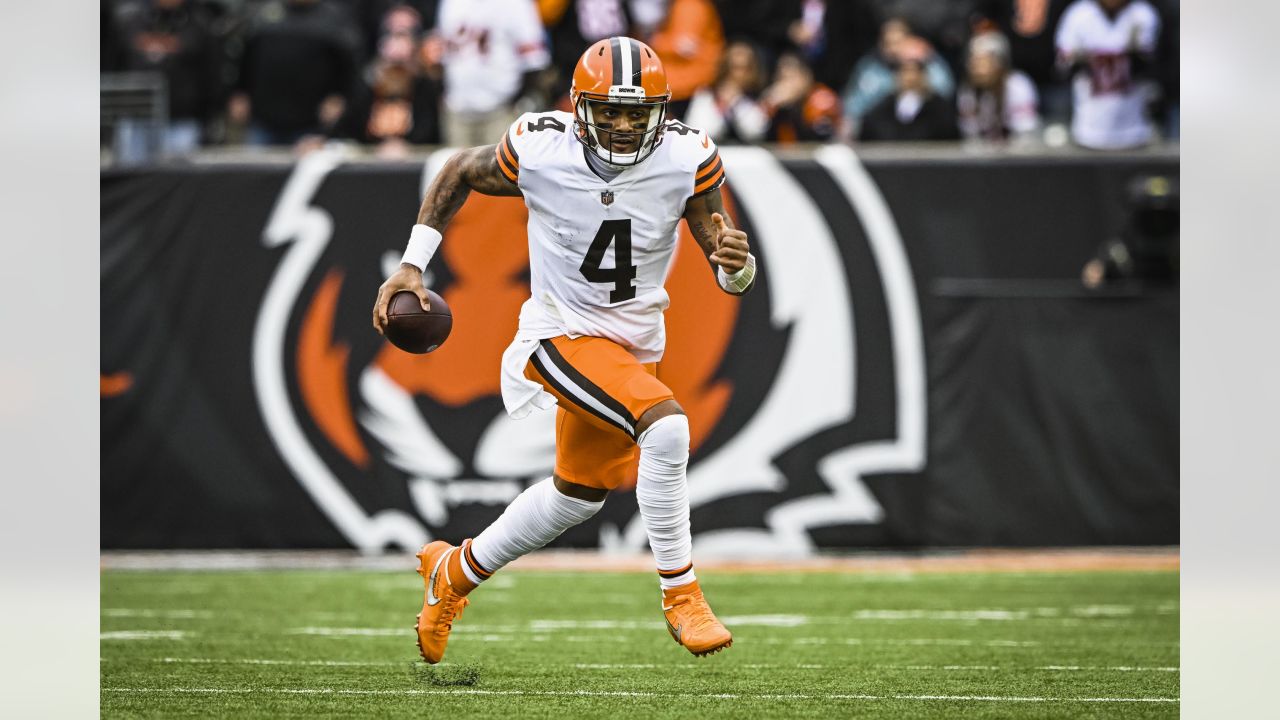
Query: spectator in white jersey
436,0,551,146
541,0,669,103
1055,0,1160,149
957,32,1040,142
971,0,1072,120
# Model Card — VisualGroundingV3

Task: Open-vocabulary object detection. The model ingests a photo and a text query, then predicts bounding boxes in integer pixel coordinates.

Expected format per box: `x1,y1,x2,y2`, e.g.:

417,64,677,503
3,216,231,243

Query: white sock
467,477,603,583
636,414,697,589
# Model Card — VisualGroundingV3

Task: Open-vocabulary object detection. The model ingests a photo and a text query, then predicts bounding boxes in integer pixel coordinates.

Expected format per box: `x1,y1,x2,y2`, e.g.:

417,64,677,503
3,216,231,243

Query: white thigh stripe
533,345,636,436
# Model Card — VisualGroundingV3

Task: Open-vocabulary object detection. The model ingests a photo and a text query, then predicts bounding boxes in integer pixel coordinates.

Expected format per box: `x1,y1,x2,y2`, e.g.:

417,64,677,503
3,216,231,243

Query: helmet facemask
574,94,668,168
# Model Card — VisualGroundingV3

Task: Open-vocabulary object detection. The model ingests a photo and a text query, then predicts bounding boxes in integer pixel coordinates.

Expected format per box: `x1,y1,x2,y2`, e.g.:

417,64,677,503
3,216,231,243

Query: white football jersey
496,110,724,365
437,0,551,114
1055,0,1160,149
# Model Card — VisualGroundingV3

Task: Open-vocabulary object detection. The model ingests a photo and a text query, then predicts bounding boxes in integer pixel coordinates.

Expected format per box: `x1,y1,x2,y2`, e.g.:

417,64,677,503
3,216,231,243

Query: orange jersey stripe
501,133,520,165
495,142,518,183
497,159,517,183
695,150,720,178
693,165,725,195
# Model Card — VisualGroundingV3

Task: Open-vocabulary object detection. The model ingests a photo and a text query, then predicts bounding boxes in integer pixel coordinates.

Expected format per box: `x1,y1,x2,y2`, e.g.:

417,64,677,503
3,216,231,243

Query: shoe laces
666,591,719,633
434,593,469,636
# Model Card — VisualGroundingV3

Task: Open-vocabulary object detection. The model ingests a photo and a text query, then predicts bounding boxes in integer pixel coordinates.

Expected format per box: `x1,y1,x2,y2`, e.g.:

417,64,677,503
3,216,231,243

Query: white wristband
716,253,757,294
401,224,443,271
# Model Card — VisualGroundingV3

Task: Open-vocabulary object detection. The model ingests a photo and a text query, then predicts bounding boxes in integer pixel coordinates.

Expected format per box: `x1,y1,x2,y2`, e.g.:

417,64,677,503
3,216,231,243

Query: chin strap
577,97,666,167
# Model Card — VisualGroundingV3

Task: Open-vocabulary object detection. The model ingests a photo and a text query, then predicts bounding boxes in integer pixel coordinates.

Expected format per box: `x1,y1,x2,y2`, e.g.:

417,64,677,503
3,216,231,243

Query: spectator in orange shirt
762,52,841,143
648,0,724,118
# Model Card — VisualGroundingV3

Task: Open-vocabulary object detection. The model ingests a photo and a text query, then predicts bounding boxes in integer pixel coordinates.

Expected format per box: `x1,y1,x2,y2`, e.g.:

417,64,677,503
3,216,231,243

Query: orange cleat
414,541,472,664
661,579,733,657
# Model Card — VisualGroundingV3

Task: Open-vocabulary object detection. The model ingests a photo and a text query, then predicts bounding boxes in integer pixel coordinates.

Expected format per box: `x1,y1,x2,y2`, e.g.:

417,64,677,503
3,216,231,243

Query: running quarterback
372,36,756,664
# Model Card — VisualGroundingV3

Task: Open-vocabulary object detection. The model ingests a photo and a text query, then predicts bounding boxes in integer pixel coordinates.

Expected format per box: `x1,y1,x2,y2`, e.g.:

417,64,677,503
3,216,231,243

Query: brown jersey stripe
497,157,518,183
696,149,720,174
495,143,518,183
502,132,520,164
693,166,726,195
498,134,519,169
528,351,633,437
540,338,639,433
695,156,723,184
658,562,694,578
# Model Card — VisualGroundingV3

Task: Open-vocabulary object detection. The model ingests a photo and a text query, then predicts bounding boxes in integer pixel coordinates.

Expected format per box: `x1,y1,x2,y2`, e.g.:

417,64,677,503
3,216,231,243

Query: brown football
384,289,452,354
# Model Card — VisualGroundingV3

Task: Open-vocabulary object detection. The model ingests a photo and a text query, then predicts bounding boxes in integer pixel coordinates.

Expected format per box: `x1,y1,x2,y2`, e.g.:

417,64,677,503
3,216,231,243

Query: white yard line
111,658,1180,673
529,620,662,630
288,627,408,637
155,658,402,667
283,628,1051,647
102,609,215,619
759,637,1041,647
101,687,1178,703
889,665,1178,673
1038,666,1179,672
530,615,809,630
854,609,1030,621
898,665,1002,671
718,614,811,627
848,606,1178,622
284,627,526,643
101,631,190,640
282,626,1178,650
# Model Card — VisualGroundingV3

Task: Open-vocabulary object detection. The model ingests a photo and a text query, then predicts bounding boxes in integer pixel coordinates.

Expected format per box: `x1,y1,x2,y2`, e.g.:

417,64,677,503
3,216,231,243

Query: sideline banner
101,148,1178,551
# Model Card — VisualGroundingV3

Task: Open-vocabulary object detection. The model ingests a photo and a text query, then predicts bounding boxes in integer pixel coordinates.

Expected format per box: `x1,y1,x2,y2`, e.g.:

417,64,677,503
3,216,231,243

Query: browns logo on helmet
570,36,671,167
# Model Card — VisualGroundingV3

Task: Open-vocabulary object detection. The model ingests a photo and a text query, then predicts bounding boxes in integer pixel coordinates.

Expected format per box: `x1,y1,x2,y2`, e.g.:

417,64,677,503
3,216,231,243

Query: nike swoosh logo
665,617,682,644
426,551,449,606
515,124,524,136
701,134,709,148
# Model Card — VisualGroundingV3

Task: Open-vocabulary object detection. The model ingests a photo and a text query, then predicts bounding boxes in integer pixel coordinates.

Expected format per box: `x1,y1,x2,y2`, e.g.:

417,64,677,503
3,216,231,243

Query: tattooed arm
682,187,756,295
373,145,522,333
416,145,523,226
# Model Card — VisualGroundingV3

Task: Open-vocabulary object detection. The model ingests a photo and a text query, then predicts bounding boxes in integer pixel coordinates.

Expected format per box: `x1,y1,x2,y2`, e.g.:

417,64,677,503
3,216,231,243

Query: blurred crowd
101,0,1180,162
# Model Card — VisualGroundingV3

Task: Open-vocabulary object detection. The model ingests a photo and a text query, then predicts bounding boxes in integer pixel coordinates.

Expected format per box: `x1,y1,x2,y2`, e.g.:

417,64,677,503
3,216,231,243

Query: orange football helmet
570,36,671,167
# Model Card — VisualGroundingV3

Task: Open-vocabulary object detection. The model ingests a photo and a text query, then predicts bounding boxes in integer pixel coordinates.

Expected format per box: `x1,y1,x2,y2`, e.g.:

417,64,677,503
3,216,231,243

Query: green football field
101,560,1178,718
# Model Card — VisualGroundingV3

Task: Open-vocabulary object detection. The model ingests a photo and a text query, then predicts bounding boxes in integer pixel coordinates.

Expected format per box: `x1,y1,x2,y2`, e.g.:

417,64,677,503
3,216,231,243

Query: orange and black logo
255,147,924,553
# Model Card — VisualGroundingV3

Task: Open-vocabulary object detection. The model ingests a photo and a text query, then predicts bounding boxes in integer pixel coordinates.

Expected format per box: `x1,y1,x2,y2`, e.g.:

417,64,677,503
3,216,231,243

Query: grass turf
101,565,1178,718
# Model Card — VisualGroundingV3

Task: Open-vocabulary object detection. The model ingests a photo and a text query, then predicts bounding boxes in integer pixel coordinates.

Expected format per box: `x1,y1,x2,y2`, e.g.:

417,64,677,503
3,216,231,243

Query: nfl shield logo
600,190,614,206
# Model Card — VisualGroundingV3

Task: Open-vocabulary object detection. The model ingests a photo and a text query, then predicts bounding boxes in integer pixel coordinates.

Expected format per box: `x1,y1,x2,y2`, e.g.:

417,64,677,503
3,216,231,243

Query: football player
372,36,756,664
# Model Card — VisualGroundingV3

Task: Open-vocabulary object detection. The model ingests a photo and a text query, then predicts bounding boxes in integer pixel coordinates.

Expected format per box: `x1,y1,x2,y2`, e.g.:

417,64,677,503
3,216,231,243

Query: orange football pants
525,335,674,490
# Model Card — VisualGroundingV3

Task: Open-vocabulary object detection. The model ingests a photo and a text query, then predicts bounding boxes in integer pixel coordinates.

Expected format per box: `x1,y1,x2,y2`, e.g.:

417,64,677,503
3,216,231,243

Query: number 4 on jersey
580,219,637,303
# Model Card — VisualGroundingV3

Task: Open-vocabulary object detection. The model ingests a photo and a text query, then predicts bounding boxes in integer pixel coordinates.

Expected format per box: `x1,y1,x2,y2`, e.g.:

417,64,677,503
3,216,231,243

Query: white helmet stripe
618,37,634,88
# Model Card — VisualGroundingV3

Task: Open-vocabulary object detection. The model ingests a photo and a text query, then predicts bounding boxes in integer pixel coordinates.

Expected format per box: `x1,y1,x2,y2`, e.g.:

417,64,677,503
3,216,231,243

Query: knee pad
638,413,690,460
542,478,604,526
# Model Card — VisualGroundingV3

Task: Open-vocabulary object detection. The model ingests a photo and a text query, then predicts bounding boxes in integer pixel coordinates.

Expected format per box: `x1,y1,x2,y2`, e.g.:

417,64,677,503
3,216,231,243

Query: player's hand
707,213,750,274
373,263,431,335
